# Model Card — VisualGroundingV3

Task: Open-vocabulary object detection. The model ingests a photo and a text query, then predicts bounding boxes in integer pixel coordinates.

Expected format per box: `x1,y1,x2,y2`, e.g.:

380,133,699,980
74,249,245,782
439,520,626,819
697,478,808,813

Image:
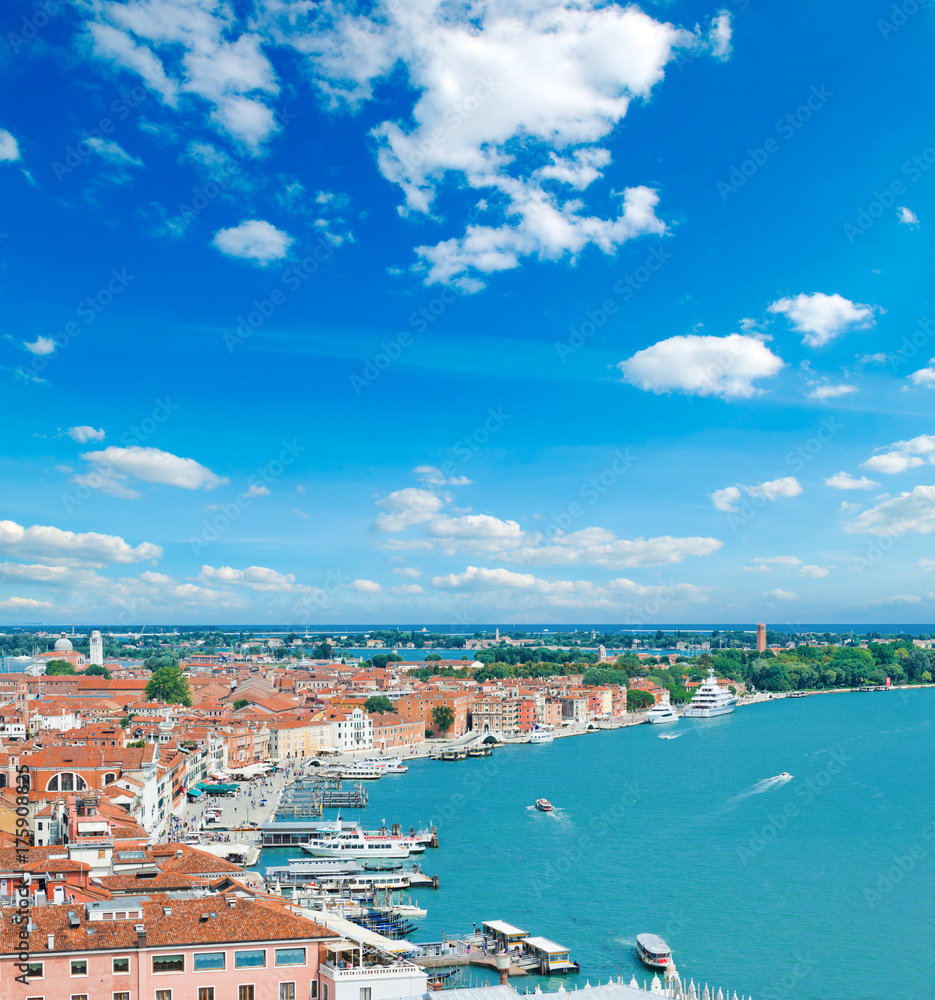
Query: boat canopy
637,933,670,953
304,910,418,954
482,920,529,940
524,936,570,956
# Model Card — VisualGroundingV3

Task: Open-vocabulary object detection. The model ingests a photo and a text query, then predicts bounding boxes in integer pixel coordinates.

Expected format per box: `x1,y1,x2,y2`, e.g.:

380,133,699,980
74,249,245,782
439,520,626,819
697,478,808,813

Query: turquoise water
261,689,935,998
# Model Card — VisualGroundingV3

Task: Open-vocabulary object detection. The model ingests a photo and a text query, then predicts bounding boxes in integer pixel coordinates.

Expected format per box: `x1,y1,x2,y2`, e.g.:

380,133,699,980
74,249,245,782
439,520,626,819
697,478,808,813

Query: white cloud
86,136,142,167
246,484,270,497
0,128,20,162
83,3,279,148
752,556,802,568
427,513,525,552
502,530,722,569
798,564,832,579
768,292,877,348
80,445,228,491
918,558,935,570
67,425,106,443
898,206,919,227
351,579,382,593
393,566,421,578
24,336,56,356
390,583,423,595
432,565,589,598
374,488,447,532
213,219,292,264
708,10,732,60
0,520,160,566
908,360,935,388
619,333,784,400
865,593,924,607
710,476,802,512
0,597,53,611
198,565,315,593
807,383,856,401
844,485,935,536
861,434,935,474
825,471,880,490
607,577,711,601
765,588,798,601
414,465,472,486
291,508,309,519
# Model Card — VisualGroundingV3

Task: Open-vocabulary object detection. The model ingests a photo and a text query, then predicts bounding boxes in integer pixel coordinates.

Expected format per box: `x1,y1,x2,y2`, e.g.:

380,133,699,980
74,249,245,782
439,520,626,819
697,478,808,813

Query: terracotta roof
0,897,336,954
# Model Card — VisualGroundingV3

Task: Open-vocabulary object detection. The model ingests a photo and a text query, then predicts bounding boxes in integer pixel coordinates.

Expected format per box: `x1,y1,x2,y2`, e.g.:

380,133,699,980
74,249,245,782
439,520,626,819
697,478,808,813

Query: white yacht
682,667,738,718
301,828,413,859
361,756,408,774
529,727,554,744
646,705,679,725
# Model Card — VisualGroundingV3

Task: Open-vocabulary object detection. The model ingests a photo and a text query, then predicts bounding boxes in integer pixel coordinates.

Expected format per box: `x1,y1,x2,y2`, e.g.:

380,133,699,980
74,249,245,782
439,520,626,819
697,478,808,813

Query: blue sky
1,0,934,626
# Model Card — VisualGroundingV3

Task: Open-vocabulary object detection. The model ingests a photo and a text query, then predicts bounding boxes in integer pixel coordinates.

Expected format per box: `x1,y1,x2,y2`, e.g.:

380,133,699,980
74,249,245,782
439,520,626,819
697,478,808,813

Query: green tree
119,715,134,728
44,659,75,675
365,695,394,714
371,653,404,669
145,665,192,706
424,653,443,662
144,651,179,672
627,690,655,712
432,704,455,734
312,642,334,659
233,698,249,710
127,739,146,748
85,664,111,678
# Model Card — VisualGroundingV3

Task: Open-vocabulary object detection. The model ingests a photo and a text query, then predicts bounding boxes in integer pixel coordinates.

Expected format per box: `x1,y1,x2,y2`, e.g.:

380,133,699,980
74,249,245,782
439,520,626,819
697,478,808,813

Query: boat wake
658,733,682,740
723,774,793,809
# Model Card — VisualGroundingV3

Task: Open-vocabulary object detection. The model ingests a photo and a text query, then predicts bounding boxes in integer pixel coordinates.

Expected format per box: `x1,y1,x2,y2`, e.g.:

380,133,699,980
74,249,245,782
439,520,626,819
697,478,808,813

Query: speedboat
647,705,679,725
682,667,738,718
658,733,682,740
636,933,671,969
535,798,553,812
778,772,792,779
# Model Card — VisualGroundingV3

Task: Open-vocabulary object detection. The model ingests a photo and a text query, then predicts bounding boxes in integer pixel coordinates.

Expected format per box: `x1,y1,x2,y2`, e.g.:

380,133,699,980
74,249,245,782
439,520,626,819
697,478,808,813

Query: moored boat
636,933,671,969
529,727,554,744
682,667,738,718
647,705,679,725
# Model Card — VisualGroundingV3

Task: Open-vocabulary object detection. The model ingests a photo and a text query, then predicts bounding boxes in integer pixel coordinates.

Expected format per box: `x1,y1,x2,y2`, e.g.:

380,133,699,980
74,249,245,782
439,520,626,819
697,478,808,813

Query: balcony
321,961,423,979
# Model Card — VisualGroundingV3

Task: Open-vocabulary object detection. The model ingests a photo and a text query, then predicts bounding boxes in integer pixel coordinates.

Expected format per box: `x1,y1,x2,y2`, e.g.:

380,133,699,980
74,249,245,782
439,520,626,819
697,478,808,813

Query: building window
235,950,266,969
153,954,185,973
323,985,329,1000
114,994,131,1000
239,987,255,1000
71,995,89,1000
25,962,43,978
280,985,296,1000
194,952,226,971
198,990,215,1000
104,772,117,784
360,989,371,1000
113,958,130,974
275,947,306,967
156,992,172,1000
70,960,88,976
310,984,318,999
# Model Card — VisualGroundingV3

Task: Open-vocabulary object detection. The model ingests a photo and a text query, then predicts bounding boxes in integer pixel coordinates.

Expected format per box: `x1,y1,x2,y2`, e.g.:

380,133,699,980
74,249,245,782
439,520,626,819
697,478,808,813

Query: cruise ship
682,667,738,718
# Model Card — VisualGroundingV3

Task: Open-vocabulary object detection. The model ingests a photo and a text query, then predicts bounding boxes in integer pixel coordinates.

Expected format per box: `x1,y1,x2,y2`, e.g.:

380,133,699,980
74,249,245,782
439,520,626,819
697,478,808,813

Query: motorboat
646,705,679,725
658,733,682,740
535,798,553,812
529,727,554,744
778,772,792,779
682,667,738,718
636,933,672,969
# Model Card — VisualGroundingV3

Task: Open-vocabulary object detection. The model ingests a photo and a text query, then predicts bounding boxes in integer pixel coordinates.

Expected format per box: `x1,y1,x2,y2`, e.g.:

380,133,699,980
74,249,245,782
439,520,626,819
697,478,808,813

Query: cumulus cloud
246,484,270,497
374,488,447,532
67,425,106,443
198,564,315,593
213,219,293,264
861,434,935,474
825,471,880,490
0,128,20,162
390,583,423,595
708,10,732,60
393,566,421,578
414,465,472,487
0,520,160,566
619,333,784,400
351,579,382,593
501,530,722,569
0,596,53,611
798,564,832,578
79,445,228,491
86,136,142,167
843,485,935,536
432,565,591,598
710,476,802,512
749,556,802,569
908,360,935,388
24,336,56,356
768,292,877,348
807,383,856,401
898,206,919,227
764,588,798,601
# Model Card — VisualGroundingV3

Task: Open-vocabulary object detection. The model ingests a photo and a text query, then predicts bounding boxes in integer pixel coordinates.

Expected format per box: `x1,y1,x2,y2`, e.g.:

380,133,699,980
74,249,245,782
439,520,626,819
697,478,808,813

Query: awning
186,788,203,798
301,910,418,954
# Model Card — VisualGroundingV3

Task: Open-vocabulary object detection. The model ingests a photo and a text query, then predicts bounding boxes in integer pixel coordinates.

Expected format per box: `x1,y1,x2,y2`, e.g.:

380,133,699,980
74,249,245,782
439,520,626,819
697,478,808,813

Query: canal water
260,688,935,998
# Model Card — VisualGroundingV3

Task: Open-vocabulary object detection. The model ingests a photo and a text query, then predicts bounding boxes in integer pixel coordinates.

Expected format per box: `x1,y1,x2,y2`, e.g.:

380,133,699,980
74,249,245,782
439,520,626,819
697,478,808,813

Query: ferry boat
529,727,555,744
636,933,672,969
361,756,409,773
339,764,384,780
535,798,553,812
301,829,414,859
646,705,679,725
682,667,738,718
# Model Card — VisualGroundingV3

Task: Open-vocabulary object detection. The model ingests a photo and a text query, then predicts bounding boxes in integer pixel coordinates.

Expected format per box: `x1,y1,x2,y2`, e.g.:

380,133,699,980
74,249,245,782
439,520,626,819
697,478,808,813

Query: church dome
53,637,74,652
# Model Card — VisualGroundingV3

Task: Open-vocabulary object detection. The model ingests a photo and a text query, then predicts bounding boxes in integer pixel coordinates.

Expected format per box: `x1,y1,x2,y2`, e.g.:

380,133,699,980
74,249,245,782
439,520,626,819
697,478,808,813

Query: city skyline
1,0,934,625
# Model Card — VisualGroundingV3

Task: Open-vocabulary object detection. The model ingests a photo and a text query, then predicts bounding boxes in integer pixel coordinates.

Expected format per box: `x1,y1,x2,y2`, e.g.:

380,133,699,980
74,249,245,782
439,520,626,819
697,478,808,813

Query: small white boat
647,706,679,725
529,727,554,744
535,798,553,812
658,733,682,740
778,772,792,779
636,933,671,969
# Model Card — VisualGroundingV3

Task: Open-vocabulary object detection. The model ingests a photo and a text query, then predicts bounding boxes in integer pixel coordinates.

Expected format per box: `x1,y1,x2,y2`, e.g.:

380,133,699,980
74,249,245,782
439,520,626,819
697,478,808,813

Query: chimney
136,924,146,947
47,933,54,950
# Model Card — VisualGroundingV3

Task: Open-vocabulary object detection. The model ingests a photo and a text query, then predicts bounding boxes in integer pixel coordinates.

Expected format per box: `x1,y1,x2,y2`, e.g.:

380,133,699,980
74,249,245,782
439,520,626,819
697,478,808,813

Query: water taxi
535,798,553,812
636,933,672,969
